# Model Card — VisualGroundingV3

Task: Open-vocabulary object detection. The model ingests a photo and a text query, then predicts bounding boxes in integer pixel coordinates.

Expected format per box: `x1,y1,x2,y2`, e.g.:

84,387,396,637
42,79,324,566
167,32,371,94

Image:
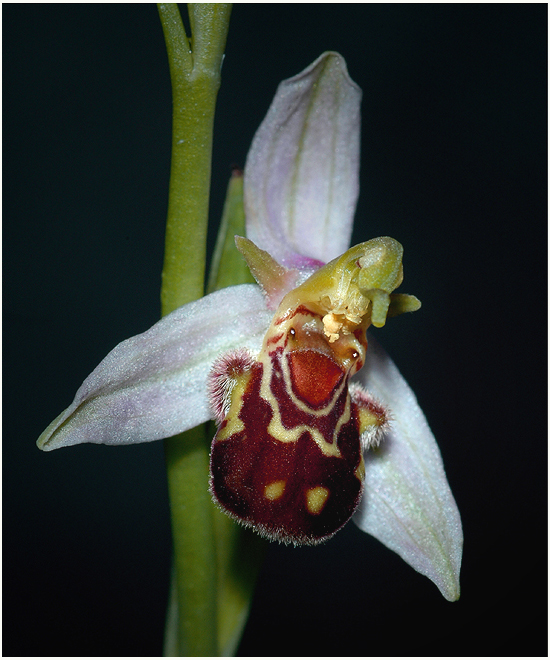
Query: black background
4,4,547,656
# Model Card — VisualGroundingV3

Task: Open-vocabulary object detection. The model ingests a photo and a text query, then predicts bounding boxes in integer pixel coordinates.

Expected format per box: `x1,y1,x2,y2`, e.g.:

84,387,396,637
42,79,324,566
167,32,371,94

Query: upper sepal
244,51,361,268
352,336,463,601
37,285,272,451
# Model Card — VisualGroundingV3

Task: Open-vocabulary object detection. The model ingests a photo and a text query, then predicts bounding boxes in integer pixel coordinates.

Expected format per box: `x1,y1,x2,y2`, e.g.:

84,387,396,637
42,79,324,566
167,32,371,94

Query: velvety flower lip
244,51,361,269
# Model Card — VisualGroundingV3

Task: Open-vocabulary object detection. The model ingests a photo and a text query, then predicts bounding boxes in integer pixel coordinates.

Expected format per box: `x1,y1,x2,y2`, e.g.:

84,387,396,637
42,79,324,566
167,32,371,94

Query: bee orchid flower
37,52,462,602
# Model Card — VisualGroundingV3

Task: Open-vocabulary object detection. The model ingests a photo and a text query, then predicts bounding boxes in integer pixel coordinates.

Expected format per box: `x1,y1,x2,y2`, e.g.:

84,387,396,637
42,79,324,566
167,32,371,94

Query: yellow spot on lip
264,480,286,501
306,486,330,514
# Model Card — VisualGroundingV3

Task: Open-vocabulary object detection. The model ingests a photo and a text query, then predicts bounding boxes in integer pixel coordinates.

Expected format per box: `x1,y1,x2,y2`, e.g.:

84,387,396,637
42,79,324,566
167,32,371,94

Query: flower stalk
159,2,231,315
158,4,231,656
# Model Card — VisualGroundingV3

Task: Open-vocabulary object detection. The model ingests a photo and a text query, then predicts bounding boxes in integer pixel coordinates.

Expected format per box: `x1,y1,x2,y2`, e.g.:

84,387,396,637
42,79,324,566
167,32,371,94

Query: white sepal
244,51,361,269
37,285,272,451
353,336,463,601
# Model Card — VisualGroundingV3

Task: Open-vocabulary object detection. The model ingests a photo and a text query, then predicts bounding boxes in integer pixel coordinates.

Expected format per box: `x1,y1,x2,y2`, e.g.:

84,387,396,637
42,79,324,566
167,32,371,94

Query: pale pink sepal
353,336,463,601
244,51,361,269
37,285,271,451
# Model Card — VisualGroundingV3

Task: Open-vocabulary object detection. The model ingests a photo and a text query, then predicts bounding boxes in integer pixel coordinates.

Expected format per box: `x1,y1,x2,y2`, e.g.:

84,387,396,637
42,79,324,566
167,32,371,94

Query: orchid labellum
38,52,462,602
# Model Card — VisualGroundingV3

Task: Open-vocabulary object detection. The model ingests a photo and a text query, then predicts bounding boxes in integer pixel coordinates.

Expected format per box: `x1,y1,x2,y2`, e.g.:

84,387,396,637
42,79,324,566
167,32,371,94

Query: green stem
159,2,232,315
164,426,218,656
157,4,231,656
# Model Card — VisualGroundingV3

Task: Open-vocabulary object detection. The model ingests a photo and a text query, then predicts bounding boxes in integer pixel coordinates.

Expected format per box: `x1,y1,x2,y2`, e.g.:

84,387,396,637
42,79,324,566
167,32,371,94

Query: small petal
244,51,361,268
37,285,272,451
353,336,463,601
235,236,301,310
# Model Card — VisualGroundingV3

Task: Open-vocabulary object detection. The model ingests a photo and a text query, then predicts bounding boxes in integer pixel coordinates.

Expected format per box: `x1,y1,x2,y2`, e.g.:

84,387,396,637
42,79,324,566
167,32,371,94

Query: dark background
4,4,547,656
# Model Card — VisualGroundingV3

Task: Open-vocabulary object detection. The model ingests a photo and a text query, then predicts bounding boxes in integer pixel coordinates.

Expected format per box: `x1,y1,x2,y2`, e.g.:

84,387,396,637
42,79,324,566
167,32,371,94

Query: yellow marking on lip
355,455,365,482
264,480,286,501
259,351,351,457
306,486,330,514
257,311,353,458
256,304,370,458
212,371,251,442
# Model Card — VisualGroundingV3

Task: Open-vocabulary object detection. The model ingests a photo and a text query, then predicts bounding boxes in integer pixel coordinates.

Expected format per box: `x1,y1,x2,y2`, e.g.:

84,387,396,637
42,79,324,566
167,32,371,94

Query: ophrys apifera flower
38,52,462,602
